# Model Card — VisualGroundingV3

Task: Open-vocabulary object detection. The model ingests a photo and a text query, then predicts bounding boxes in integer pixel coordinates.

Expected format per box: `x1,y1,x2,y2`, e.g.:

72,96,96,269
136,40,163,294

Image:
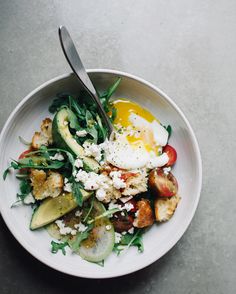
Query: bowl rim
0,69,202,278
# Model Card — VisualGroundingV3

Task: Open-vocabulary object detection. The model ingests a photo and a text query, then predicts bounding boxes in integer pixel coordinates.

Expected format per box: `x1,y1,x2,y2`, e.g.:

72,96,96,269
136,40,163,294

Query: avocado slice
52,108,100,172
30,191,92,230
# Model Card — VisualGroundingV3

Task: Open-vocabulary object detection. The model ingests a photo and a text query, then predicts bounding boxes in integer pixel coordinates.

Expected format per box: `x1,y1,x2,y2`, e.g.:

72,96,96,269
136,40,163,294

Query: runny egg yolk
112,99,160,154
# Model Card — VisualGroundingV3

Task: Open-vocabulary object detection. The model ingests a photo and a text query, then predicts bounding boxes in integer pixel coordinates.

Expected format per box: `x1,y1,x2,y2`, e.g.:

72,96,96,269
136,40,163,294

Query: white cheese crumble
96,188,106,201
74,158,83,169
63,121,68,126
74,222,87,232
105,225,112,231
128,227,134,234
76,130,87,137
49,153,64,161
55,220,73,235
119,196,133,203
115,232,122,243
109,171,126,189
123,202,134,212
63,177,72,192
75,210,82,217
23,193,35,204
83,142,102,162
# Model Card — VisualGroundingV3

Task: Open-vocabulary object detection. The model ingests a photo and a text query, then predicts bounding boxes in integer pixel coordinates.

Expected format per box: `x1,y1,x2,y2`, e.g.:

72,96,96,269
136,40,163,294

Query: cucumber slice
52,108,100,172
69,200,115,263
30,191,91,230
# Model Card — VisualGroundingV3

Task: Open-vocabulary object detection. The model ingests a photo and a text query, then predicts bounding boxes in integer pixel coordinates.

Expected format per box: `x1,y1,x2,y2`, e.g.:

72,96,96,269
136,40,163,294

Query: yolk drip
112,99,160,154
112,99,157,127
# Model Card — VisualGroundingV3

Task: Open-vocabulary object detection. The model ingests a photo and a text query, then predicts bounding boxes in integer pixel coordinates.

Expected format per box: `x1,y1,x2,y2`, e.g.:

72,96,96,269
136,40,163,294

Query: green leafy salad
4,77,181,265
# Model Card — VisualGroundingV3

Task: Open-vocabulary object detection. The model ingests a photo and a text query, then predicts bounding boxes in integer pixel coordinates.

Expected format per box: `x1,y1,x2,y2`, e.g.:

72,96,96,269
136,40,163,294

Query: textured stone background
0,1,235,293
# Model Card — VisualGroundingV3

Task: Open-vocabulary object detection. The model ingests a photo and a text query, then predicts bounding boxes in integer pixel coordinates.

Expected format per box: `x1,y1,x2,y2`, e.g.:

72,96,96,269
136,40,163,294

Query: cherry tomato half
163,145,177,166
18,149,32,160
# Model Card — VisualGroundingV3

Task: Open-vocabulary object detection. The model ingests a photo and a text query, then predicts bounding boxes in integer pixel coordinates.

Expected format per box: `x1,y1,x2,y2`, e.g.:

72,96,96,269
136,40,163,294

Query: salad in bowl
3,77,180,265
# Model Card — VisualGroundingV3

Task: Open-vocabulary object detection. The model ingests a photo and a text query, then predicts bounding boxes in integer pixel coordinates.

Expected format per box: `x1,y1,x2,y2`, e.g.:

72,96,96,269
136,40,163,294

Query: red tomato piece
163,145,177,166
18,149,32,160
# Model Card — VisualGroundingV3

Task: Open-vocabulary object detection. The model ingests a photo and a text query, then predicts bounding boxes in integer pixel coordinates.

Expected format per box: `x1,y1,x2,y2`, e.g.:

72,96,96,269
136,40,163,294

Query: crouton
122,171,148,196
154,195,180,222
32,118,52,149
133,198,154,228
30,170,63,200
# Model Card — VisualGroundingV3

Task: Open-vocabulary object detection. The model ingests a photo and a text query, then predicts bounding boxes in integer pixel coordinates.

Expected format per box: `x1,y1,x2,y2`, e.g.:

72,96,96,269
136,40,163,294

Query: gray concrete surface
0,0,235,293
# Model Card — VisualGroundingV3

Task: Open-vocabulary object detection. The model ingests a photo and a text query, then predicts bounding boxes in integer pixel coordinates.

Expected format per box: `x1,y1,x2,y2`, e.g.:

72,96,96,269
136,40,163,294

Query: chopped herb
51,240,68,255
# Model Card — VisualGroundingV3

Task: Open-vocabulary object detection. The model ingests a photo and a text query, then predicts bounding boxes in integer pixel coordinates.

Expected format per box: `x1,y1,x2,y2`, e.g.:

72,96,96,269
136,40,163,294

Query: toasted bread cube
154,195,180,222
133,198,154,228
30,170,63,200
32,118,52,149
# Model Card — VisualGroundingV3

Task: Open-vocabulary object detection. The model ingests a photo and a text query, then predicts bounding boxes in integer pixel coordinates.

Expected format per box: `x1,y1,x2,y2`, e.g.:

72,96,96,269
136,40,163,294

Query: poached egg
105,99,169,169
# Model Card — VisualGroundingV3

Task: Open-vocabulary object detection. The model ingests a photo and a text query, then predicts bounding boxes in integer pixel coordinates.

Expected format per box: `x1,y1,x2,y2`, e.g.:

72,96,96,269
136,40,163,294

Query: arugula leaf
113,229,144,255
164,124,172,140
49,93,70,113
69,224,93,252
110,107,117,122
100,77,121,101
3,167,10,180
83,197,94,222
96,115,107,142
87,208,121,224
72,182,84,207
17,179,32,200
51,240,68,255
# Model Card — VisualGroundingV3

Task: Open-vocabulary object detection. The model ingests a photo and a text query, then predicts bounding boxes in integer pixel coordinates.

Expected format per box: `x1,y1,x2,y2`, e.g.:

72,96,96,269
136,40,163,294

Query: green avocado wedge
30,191,92,230
52,108,100,172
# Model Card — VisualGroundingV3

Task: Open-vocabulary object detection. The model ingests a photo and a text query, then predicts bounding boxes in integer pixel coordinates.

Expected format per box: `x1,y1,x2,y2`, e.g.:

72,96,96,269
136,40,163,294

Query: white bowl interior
0,71,201,278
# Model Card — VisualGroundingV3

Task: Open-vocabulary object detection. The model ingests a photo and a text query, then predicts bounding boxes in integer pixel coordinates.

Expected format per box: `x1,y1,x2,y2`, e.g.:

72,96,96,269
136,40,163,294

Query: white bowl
0,70,202,278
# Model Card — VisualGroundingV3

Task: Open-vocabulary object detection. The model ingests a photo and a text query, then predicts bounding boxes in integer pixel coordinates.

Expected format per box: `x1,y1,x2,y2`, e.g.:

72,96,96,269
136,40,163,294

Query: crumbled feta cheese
115,232,122,243
75,210,82,217
75,169,90,183
76,130,87,137
55,220,73,235
123,202,134,212
74,222,88,232
71,229,77,236
128,227,134,234
121,211,125,216
23,193,35,204
163,166,171,175
122,231,127,235
74,158,83,169
96,188,106,201
83,142,102,161
63,121,68,126
119,196,133,203
64,182,72,192
109,171,126,189
50,153,64,161
105,225,112,231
